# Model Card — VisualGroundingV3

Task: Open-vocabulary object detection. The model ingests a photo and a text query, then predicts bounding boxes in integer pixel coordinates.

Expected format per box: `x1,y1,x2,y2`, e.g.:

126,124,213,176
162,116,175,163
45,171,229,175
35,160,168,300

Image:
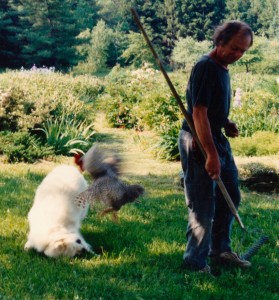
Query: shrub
132,93,181,131
230,75,278,137
153,121,181,161
0,71,103,131
0,87,32,131
101,65,184,131
0,131,54,163
230,131,279,156
100,85,139,129
38,115,95,155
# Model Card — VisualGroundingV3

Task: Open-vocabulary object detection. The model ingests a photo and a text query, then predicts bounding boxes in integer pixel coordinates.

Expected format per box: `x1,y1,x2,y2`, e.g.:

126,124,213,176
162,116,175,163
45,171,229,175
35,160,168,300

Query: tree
171,37,212,70
177,0,227,41
237,39,263,72
0,0,22,68
97,0,135,32
75,20,114,74
226,0,279,38
163,0,180,57
132,0,169,60
225,0,252,21
72,0,99,31
249,0,279,38
120,31,159,68
9,0,83,69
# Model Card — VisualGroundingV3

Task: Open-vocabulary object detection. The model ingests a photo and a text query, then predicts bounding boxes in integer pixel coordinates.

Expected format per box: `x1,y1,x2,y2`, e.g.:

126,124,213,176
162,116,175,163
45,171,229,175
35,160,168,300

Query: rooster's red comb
74,153,84,171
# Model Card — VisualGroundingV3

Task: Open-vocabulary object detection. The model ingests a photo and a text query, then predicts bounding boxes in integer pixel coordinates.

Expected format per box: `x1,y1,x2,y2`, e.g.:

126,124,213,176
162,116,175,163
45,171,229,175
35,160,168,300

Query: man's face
217,33,252,65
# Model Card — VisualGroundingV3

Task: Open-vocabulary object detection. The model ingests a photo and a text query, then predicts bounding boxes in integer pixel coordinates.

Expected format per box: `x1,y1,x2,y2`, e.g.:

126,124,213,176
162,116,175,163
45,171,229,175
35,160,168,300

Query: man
178,21,253,273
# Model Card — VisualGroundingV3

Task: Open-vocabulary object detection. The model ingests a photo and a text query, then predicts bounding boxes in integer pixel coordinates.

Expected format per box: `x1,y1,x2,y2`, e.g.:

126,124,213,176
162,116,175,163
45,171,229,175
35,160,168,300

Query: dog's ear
54,239,67,252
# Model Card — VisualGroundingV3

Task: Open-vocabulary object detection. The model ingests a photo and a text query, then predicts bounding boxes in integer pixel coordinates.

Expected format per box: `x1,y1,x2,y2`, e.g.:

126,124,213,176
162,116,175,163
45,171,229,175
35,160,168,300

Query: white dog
24,165,92,258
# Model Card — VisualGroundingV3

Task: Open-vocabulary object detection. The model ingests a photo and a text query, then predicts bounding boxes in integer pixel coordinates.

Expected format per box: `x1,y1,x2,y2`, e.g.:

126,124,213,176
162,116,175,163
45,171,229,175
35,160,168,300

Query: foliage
101,65,278,160
238,162,279,193
38,115,95,156
230,131,279,156
0,0,21,68
0,131,54,163
120,32,159,68
8,0,84,69
237,41,263,73
0,70,103,131
0,86,32,131
236,36,279,74
252,38,279,74
239,162,279,179
101,64,183,131
177,0,227,41
75,20,115,75
100,84,139,129
171,36,212,70
230,75,278,137
153,121,181,161
96,0,133,32
226,0,279,39
1,66,278,162
1,0,278,71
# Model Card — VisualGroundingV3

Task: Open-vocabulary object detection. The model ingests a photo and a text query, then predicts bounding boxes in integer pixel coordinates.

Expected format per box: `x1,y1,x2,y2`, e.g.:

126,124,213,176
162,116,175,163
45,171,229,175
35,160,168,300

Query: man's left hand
225,120,239,138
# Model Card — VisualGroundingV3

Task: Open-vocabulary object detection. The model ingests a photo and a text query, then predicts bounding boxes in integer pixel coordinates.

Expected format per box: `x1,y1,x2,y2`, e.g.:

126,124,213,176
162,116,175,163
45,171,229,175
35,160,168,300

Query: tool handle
131,8,246,231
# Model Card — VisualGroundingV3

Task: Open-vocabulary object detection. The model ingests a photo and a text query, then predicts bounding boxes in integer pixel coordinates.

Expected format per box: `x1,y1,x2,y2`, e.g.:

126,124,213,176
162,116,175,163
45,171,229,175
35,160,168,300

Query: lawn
0,126,278,300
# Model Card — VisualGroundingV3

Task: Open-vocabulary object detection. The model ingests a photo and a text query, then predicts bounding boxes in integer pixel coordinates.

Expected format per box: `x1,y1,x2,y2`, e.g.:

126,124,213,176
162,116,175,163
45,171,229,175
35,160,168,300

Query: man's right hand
205,153,221,180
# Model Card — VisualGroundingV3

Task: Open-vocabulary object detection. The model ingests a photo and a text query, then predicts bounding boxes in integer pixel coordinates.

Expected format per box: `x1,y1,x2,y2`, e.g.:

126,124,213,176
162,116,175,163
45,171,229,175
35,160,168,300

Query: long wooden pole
131,8,246,231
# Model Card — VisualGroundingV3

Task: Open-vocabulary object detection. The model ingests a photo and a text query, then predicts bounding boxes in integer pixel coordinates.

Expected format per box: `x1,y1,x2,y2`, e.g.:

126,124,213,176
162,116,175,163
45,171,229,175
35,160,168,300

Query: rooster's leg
100,207,119,223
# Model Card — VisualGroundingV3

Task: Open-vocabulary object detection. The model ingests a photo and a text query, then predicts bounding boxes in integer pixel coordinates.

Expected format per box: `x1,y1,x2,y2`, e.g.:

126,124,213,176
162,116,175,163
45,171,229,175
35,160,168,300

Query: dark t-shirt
182,55,231,134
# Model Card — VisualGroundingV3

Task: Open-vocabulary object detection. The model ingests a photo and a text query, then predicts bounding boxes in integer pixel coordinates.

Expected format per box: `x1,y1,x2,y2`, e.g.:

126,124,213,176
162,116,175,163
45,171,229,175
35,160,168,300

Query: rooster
74,145,144,222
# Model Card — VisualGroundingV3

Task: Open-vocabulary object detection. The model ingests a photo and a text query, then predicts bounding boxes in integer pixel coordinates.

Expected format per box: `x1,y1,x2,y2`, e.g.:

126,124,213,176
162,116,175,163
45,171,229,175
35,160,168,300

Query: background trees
0,0,278,72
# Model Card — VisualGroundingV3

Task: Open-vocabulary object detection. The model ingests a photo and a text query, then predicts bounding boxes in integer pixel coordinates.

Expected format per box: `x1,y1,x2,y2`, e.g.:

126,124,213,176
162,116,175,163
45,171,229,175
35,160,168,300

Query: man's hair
213,20,253,47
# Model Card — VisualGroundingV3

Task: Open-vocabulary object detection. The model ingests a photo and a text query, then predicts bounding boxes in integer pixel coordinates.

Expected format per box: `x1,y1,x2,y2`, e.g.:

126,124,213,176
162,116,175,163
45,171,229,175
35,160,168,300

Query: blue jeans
178,130,241,270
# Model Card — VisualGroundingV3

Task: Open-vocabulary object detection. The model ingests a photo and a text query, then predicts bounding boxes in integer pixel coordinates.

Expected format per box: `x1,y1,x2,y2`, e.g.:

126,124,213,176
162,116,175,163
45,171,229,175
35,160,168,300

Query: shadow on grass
94,132,124,147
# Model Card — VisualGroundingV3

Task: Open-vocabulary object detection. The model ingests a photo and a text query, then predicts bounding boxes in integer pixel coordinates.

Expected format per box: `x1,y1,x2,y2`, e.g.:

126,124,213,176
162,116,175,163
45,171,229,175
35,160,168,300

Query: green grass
0,124,278,300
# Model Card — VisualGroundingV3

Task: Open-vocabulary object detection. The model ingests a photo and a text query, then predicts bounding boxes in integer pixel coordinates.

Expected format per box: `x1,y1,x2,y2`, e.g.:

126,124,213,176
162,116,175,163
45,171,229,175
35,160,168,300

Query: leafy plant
154,122,181,161
0,131,54,163
230,131,279,156
38,115,95,155
0,71,103,131
230,81,278,137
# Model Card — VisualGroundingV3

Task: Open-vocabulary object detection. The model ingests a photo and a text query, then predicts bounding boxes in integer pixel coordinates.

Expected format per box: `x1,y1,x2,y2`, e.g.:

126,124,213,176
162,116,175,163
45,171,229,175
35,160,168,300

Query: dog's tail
74,145,121,179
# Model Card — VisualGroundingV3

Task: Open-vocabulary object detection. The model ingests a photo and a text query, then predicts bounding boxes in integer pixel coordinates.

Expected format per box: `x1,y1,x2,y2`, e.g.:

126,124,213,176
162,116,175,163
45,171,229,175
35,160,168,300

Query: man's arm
193,105,220,179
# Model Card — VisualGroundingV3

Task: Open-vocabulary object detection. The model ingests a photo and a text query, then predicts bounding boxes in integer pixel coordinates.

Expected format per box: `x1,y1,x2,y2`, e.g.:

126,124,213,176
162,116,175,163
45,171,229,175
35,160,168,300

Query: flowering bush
101,65,184,131
230,74,278,137
0,70,104,131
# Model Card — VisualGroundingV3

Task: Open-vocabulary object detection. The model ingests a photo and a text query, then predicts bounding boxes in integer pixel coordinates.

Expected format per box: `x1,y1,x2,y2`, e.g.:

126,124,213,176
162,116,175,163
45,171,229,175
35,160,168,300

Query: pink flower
234,88,242,107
